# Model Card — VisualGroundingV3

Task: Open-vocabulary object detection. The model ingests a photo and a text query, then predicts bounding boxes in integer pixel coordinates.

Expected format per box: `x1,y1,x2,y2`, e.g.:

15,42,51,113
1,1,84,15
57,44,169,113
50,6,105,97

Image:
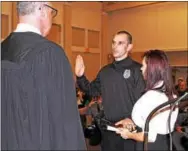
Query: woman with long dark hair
116,50,179,150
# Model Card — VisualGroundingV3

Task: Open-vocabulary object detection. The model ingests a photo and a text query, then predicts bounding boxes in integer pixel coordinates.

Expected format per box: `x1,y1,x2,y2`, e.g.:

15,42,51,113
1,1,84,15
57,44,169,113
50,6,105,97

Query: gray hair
17,1,46,16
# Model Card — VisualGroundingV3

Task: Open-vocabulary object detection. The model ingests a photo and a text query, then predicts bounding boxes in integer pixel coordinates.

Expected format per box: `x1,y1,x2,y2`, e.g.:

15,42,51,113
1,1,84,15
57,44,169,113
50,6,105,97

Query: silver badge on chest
123,69,131,79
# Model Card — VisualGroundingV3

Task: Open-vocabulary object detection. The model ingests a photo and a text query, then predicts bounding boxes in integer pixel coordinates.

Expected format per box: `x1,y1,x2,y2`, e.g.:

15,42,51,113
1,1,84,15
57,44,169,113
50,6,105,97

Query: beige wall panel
72,27,85,47
72,52,100,81
1,14,9,40
88,30,100,48
46,24,61,45
128,7,158,52
1,2,12,38
130,52,144,63
130,51,188,67
72,8,101,30
129,51,188,66
1,1,12,14
71,2,102,12
157,2,188,50
166,51,188,66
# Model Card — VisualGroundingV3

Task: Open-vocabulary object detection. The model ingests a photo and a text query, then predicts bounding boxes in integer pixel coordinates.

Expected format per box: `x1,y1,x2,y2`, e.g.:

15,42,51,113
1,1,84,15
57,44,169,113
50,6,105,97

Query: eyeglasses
44,4,58,18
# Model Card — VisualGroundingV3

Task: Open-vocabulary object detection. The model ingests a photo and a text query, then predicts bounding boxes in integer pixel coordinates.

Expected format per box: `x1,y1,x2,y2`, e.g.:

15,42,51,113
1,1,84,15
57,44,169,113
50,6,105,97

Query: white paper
106,125,120,132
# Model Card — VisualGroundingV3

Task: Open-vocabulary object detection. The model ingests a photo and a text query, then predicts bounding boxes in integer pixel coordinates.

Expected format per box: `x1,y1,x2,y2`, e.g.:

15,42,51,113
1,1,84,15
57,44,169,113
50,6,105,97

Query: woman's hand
116,128,132,139
115,118,136,132
116,128,144,142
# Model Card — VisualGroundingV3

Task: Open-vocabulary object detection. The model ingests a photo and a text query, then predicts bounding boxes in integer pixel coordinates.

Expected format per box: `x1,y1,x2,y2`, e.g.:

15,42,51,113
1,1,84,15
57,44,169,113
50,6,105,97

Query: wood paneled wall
1,2,187,81
107,2,188,53
1,2,12,41
71,2,102,80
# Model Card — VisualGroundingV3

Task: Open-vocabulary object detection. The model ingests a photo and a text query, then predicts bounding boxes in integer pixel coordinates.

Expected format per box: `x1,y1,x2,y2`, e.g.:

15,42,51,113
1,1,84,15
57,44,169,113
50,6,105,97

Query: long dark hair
143,50,175,100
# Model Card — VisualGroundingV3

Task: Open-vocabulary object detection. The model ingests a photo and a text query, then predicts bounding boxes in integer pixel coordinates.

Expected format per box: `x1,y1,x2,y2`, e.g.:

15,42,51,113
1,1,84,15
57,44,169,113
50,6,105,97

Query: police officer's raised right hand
75,55,85,77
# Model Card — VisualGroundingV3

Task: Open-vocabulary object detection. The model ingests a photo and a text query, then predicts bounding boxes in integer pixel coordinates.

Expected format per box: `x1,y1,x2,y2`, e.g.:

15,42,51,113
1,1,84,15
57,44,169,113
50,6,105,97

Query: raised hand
75,55,85,77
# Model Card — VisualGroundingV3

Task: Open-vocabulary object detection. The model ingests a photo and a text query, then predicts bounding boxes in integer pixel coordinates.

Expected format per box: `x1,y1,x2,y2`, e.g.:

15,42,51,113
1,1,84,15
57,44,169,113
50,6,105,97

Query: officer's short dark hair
116,30,132,44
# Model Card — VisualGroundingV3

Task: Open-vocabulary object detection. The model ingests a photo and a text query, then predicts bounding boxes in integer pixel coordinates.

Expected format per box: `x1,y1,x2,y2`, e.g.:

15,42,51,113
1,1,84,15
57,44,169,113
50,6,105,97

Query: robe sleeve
76,72,101,97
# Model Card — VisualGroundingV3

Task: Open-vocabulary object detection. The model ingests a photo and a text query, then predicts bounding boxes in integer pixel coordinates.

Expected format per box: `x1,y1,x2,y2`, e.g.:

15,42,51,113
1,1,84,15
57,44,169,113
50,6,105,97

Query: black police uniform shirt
77,56,145,123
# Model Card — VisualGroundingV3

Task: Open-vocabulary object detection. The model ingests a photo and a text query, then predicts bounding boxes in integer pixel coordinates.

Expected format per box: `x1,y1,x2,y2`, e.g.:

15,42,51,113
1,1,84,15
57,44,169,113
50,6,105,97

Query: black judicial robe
77,57,145,151
1,32,86,150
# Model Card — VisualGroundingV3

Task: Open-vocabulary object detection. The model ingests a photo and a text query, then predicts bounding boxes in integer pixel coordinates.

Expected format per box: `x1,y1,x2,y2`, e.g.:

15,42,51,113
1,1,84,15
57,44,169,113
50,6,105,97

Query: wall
1,2,12,41
2,2,187,80
71,2,102,80
130,50,188,66
108,2,188,53
106,2,188,82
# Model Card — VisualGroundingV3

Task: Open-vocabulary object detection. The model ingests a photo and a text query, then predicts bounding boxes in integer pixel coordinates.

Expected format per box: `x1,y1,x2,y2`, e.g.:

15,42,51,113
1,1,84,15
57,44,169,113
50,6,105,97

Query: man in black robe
75,31,145,151
1,2,86,150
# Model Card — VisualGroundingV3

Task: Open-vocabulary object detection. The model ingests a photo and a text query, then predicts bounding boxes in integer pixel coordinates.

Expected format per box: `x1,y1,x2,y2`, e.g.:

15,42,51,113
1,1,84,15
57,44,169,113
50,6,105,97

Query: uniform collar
113,57,133,67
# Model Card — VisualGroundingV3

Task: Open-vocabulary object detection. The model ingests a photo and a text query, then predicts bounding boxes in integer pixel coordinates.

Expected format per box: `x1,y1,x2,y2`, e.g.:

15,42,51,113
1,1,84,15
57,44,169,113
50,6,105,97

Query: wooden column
12,2,18,31
101,12,109,66
63,2,73,69
1,1,13,40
